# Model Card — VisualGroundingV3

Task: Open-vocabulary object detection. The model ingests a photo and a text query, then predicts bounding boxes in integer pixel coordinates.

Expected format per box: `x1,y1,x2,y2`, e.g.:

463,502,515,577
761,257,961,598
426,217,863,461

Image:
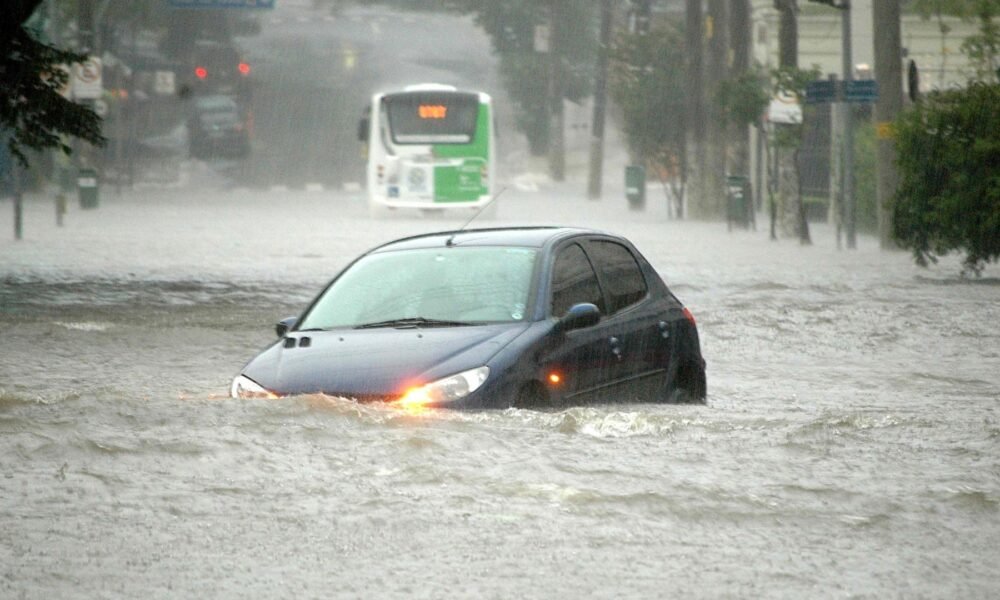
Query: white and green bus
359,84,496,218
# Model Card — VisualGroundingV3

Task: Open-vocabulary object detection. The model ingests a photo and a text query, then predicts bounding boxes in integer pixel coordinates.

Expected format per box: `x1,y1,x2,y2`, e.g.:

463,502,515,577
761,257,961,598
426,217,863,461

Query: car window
587,240,648,315
298,247,537,329
550,243,604,317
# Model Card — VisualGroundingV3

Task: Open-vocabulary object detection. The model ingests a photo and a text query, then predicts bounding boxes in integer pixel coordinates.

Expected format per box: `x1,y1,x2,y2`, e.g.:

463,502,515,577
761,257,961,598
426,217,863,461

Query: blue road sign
805,80,837,104
169,0,275,8
846,79,878,103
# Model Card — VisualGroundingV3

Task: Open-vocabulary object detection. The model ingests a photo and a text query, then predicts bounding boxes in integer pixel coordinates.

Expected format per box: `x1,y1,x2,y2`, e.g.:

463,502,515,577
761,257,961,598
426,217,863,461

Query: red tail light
195,66,208,79
682,307,697,325
238,62,251,76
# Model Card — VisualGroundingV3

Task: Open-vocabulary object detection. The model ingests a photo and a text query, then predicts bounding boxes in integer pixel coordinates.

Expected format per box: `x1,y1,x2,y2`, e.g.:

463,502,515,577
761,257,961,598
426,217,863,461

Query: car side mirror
275,317,297,337
555,303,600,333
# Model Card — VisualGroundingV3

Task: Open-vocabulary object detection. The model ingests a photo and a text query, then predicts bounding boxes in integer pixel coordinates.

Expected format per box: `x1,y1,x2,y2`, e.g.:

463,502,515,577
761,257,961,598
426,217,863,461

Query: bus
359,84,496,218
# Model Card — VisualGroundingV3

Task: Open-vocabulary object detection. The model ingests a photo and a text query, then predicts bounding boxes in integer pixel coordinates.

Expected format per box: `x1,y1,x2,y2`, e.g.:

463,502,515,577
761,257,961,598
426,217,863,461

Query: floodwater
2,183,999,598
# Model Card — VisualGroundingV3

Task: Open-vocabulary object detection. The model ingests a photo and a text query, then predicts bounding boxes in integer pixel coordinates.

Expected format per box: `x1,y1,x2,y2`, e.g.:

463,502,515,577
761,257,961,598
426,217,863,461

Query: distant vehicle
187,95,250,158
231,227,707,408
186,39,253,102
358,83,497,218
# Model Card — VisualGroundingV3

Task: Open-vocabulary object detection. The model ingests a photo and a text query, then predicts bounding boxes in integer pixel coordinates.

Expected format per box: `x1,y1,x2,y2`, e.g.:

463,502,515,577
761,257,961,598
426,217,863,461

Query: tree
449,0,595,158
912,0,1000,83
609,21,686,206
1,0,104,167
892,81,1000,275
771,65,822,245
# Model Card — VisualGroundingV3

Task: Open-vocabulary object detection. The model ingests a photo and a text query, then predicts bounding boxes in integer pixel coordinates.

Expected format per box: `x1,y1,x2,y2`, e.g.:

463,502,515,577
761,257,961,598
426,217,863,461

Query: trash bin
78,168,99,209
625,165,645,211
726,174,751,231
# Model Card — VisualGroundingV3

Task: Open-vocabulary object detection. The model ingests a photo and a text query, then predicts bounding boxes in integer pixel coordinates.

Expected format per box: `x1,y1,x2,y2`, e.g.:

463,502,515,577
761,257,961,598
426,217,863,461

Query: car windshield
298,246,537,329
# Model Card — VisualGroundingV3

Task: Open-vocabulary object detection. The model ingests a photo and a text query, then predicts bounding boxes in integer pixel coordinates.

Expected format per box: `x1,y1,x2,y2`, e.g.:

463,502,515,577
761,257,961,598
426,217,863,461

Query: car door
538,241,617,403
582,238,670,402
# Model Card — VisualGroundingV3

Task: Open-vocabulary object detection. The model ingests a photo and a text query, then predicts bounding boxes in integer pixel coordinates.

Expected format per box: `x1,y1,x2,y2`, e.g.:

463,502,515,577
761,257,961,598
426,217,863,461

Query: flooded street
2,182,998,598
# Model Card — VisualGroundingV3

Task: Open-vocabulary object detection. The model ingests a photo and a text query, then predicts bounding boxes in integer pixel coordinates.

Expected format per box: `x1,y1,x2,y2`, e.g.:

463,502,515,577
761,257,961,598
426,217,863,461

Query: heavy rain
2,0,999,597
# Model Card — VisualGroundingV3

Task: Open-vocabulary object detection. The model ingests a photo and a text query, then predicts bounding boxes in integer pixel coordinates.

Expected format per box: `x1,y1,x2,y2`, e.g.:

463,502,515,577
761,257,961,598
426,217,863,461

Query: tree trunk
684,0,705,218
874,0,902,249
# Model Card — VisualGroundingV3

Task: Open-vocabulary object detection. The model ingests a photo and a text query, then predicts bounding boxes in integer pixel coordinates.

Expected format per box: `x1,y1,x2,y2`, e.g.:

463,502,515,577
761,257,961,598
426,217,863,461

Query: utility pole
587,0,613,200
873,0,902,249
684,0,704,218
706,0,728,219
730,0,751,175
77,0,95,186
548,0,566,183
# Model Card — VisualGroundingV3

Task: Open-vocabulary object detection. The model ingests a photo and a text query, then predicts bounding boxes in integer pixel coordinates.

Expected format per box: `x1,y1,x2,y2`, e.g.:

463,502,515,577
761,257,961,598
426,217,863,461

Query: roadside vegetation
892,81,1000,275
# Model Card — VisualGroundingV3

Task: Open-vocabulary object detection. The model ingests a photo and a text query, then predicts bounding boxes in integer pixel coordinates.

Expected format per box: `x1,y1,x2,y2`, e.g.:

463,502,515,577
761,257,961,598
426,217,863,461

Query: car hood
242,323,531,398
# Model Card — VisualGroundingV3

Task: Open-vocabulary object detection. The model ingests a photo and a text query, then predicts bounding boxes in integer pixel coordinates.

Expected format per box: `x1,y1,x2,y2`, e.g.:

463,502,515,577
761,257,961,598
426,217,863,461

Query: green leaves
2,26,105,166
716,69,770,128
608,21,686,168
892,81,1000,274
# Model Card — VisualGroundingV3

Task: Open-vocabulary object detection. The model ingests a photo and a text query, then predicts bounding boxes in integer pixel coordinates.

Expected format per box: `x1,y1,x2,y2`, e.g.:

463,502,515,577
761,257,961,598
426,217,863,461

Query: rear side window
551,243,604,317
587,240,648,315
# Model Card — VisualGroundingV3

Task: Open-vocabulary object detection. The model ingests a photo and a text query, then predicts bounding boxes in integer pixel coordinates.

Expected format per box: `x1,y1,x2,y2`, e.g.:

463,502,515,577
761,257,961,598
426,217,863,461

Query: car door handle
609,336,623,360
658,321,670,339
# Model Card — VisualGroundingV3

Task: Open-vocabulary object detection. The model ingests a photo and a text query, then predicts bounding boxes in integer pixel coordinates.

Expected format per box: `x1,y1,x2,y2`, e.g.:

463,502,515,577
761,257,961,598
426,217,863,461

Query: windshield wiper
354,317,472,329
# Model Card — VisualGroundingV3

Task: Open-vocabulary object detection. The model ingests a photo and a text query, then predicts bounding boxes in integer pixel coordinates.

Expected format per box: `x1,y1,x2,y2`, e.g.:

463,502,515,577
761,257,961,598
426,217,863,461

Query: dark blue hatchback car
231,227,706,408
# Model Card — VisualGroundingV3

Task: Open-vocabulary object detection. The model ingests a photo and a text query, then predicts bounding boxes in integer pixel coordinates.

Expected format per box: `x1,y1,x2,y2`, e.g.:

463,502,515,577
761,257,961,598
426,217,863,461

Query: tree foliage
2,2,104,167
912,0,1000,82
448,0,595,155
608,22,685,171
717,68,770,129
892,81,1000,274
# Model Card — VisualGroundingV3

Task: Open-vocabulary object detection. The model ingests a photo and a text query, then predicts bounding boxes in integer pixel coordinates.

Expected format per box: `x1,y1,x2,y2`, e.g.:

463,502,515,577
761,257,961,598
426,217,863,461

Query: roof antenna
446,187,507,247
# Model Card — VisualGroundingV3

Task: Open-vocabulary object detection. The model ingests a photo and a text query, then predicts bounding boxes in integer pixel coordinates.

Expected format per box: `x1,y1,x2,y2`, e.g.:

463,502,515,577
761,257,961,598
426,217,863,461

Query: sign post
71,57,102,100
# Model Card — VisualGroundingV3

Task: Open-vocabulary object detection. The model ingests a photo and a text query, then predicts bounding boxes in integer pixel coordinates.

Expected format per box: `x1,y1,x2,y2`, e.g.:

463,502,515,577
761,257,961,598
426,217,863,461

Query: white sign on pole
154,70,176,95
767,92,802,125
72,57,103,100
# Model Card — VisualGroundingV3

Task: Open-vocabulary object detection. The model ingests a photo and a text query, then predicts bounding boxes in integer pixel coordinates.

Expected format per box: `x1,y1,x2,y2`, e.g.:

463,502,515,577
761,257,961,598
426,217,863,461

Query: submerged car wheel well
669,361,706,404
513,380,549,408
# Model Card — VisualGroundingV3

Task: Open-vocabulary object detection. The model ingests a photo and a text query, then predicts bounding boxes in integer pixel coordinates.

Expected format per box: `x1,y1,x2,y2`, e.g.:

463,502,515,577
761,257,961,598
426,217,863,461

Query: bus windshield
383,91,479,144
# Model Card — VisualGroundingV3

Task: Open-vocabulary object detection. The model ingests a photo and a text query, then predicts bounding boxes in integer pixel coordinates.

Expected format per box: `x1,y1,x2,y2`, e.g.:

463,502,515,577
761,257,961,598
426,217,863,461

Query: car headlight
399,366,490,408
230,375,279,399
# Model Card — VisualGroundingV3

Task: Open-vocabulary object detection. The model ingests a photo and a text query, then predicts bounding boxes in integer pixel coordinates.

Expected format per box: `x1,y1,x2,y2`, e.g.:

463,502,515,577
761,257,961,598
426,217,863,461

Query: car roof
368,226,615,254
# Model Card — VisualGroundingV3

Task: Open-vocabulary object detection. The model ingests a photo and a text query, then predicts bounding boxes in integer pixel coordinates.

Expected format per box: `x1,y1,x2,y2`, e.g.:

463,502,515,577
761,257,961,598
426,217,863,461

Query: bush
892,81,1000,275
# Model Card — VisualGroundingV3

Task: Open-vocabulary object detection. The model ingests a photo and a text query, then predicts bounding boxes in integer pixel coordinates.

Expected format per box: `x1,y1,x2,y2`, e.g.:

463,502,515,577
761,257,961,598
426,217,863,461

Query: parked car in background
231,227,707,409
187,94,250,159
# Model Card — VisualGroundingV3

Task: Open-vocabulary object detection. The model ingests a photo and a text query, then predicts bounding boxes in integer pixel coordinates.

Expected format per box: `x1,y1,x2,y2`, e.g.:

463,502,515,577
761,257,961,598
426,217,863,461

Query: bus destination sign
418,105,448,120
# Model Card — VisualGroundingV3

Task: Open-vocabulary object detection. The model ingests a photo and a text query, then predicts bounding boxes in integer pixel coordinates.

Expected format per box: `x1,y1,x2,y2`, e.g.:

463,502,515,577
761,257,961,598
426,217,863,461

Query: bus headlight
399,366,489,408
